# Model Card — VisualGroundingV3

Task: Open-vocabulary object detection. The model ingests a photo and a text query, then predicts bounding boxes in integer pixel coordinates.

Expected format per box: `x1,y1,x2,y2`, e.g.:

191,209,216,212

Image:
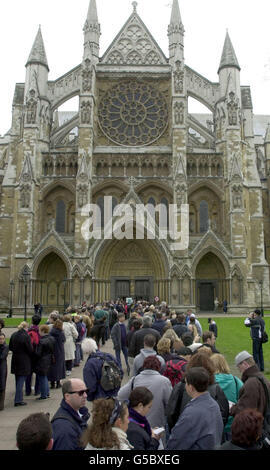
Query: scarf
128,407,152,437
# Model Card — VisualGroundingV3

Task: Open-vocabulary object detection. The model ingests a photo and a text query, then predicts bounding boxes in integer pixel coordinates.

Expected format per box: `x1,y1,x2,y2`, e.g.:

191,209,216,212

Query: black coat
34,334,55,376
127,421,159,451
9,329,33,376
128,327,161,358
47,327,66,382
0,343,8,390
173,323,188,338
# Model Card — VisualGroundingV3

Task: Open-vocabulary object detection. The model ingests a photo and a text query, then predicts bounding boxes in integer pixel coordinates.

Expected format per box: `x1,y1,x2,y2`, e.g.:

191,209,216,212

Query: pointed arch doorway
94,239,168,303
33,252,68,311
195,252,228,311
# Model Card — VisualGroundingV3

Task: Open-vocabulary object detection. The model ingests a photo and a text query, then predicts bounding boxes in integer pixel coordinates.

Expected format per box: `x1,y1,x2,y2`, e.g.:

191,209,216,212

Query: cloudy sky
0,0,269,135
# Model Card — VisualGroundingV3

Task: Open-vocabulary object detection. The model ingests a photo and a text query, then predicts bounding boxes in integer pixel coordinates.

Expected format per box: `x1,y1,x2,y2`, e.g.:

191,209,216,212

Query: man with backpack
82,337,123,402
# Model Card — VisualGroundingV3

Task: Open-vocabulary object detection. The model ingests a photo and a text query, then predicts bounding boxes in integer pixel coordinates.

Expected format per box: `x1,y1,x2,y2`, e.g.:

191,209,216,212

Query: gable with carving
101,13,167,66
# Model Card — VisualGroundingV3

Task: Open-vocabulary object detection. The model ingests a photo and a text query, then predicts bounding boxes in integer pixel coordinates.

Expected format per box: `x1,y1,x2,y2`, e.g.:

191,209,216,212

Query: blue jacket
83,351,122,401
51,399,90,450
151,319,167,335
166,392,224,450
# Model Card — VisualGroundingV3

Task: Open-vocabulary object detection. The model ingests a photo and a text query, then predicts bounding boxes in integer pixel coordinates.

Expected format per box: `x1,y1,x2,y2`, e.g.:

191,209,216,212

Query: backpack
28,329,39,350
98,355,122,392
163,358,186,387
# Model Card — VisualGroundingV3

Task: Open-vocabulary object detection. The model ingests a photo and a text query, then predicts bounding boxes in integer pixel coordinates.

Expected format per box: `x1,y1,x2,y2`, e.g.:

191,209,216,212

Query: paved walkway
0,329,130,450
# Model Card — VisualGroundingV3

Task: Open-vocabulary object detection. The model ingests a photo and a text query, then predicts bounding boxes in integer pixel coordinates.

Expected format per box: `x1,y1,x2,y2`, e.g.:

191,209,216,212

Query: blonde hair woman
210,353,243,437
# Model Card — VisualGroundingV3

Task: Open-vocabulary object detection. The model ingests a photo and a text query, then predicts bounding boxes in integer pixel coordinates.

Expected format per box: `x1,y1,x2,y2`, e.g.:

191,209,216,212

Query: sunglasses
68,389,89,397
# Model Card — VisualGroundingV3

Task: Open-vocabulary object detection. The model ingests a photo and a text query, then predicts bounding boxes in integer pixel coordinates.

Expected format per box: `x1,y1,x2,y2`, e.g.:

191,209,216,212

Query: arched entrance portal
34,252,68,311
195,252,228,311
95,240,168,303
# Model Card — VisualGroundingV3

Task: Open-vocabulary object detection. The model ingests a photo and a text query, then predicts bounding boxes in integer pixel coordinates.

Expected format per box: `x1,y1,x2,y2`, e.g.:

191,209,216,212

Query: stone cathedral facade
0,0,270,313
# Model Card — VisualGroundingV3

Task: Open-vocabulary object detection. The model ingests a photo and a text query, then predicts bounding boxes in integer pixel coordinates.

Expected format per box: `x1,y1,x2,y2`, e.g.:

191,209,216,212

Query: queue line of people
1,300,270,451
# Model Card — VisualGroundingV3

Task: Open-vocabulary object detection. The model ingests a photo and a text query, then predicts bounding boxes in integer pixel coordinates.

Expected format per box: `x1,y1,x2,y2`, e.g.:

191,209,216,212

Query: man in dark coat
244,310,265,371
9,324,33,406
151,312,167,335
111,312,130,374
173,313,188,339
128,316,161,358
51,378,90,450
0,332,9,410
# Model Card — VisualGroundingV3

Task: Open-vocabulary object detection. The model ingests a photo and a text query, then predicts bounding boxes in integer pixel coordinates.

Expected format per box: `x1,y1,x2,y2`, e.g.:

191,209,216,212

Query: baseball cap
235,350,253,366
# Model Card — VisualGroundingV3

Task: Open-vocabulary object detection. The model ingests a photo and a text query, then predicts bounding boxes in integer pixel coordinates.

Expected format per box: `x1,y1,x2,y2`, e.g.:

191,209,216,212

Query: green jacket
94,309,108,325
215,373,243,433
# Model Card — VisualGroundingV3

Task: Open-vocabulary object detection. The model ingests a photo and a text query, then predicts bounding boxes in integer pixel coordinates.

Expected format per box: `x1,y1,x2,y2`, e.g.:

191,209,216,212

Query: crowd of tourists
0,300,269,451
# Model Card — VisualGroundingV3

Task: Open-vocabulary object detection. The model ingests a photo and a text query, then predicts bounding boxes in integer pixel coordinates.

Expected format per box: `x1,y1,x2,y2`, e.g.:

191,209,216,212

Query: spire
86,0,98,24
170,0,183,25
168,0,184,62
218,31,240,74
83,0,101,61
26,26,49,71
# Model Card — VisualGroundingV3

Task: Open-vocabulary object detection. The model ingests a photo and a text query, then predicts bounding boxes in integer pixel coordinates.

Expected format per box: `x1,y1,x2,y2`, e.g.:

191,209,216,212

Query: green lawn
0,317,48,328
199,317,270,381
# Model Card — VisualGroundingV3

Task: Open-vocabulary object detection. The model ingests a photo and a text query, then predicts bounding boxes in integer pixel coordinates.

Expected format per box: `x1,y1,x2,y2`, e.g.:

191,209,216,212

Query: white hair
81,337,98,355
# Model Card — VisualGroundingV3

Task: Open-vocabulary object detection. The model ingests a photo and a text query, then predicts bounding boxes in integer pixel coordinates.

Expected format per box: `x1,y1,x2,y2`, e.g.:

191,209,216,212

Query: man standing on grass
244,310,265,371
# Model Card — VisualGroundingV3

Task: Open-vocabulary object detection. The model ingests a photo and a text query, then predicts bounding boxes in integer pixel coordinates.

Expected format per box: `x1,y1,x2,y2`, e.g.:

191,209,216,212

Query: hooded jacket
132,348,165,376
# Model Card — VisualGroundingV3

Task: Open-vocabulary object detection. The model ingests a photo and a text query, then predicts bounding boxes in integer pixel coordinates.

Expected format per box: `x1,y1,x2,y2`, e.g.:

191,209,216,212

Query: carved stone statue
227,91,239,126
174,61,184,94
82,59,93,93
26,90,37,125
174,101,184,125
81,101,92,124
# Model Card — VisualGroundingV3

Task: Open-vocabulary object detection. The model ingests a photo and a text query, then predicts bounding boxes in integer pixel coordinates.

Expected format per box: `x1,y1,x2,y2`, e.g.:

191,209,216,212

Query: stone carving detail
98,81,168,146
174,61,184,94
26,89,38,124
77,184,88,208
102,16,166,66
227,91,239,126
20,184,31,209
174,101,184,125
175,183,187,206
232,184,243,209
82,59,93,93
81,101,92,124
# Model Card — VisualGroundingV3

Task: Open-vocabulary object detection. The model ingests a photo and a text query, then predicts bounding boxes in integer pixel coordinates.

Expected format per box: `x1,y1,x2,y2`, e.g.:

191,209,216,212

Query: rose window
98,82,168,146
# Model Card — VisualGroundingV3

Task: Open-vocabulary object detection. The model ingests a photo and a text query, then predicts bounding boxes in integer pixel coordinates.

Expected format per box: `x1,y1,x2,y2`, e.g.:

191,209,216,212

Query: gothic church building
0,0,270,313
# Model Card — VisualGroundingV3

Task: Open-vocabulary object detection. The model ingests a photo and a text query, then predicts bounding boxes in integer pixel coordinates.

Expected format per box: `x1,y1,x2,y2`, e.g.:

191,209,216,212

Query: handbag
262,330,268,344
